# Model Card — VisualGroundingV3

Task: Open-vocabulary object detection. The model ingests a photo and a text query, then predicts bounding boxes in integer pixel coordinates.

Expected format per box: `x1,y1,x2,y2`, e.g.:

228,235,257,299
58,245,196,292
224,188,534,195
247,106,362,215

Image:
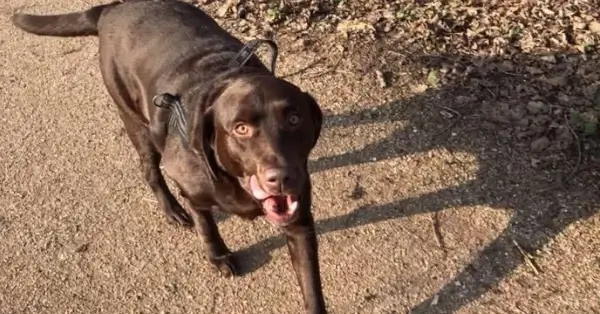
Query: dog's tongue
249,175,298,222
249,175,270,200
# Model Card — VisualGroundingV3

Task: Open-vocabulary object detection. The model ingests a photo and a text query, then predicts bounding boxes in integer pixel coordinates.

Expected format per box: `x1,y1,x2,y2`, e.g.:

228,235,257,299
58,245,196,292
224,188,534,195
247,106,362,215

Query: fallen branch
562,111,582,183
431,212,447,256
512,239,541,275
432,106,463,138
537,112,583,193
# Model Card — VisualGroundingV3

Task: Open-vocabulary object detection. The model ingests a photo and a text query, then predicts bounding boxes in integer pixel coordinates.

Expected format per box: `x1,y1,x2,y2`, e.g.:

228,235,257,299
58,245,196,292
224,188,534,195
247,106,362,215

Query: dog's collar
228,38,278,75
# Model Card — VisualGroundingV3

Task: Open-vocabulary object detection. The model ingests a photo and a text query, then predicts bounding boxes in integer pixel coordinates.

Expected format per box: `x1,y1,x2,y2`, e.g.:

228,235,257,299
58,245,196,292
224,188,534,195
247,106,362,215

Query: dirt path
1,1,599,313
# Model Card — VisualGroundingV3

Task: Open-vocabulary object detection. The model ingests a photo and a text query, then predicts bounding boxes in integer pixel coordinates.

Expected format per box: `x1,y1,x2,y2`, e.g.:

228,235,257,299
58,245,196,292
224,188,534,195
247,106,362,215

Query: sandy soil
1,1,599,313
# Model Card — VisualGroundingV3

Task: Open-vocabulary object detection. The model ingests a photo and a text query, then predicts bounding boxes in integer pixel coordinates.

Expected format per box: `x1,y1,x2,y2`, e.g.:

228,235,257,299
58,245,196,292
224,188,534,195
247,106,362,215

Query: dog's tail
11,2,121,37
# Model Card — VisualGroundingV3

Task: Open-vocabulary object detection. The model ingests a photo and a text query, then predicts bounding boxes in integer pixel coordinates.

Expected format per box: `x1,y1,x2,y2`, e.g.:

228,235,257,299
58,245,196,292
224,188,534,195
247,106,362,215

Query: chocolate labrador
12,0,326,312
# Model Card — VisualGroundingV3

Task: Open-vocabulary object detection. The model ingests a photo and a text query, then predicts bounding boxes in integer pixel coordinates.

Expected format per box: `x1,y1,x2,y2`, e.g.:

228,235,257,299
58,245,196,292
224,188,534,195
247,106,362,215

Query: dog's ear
189,78,236,178
305,92,323,148
191,106,220,178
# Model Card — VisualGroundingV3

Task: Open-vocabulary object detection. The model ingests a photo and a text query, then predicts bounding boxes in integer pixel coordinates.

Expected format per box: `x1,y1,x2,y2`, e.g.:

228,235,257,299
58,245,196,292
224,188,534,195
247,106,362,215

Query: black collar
228,39,278,75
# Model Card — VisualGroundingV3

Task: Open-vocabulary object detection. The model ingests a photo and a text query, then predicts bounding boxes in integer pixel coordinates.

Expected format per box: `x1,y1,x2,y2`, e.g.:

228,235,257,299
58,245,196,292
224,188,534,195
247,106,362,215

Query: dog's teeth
289,201,299,212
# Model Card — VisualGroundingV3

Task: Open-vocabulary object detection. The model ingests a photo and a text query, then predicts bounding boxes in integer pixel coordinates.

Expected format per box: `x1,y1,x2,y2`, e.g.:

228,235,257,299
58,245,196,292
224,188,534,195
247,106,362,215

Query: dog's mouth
249,175,299,226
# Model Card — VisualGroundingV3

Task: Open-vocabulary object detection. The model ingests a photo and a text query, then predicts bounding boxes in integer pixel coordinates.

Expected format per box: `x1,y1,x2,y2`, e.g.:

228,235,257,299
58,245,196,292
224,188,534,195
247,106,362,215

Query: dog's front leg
284,212,326,314
188,206,237,277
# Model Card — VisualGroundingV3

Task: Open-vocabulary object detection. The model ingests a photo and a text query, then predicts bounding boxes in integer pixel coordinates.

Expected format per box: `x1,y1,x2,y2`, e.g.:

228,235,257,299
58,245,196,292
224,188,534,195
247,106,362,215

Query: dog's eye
234,123,251,136
288,114,301,126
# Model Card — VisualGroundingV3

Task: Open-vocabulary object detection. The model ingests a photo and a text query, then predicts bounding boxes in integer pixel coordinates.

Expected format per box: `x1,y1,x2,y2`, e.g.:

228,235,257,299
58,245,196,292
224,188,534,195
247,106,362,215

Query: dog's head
192,74,323,226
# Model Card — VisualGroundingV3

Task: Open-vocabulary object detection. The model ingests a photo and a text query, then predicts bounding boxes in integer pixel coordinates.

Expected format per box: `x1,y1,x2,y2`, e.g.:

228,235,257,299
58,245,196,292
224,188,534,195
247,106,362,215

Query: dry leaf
540,75,568,87
336,20,375,35
375,70,388,88
527,101,546,114
531,137,550,152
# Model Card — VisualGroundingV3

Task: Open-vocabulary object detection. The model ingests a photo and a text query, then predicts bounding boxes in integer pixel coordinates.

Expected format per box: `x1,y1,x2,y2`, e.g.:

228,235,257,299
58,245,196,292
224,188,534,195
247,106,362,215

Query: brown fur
12,0,326,313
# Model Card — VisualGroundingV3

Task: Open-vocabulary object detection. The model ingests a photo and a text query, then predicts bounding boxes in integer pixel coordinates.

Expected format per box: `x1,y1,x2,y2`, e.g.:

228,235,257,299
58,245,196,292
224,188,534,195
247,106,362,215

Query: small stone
573,21,587,30
246,26,259,37
541,75,568,87
382,9,395,20
295,18,310,31
510,104,527,120
364,292,377,301
525,66,544,75
557,93,570,104
411,83,428,93
383,22,393,33
465,66,476,75
527,101,546,114
517,118,530,127
583,84,600,101
58,253,67,261
548,121,560,129
517,129,533,139
236,6,248,19
531,158,542,168
581,110,599,123
75,243,90,253
216,0,236,18
430,294,439,306
542,7,555,16
456,95,476,103
531,115,552,133
553,107,564,116
589,21,600,34
540,54,557,63
556,125,574,145
499,60,515,72
497,101,509,112
238,23,250,33
531,137,550,152
292,38,312,50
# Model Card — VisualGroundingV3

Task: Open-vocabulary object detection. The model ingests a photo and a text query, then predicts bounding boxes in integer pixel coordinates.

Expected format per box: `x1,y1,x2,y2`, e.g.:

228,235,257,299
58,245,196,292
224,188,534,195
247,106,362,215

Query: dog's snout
263,168,289,189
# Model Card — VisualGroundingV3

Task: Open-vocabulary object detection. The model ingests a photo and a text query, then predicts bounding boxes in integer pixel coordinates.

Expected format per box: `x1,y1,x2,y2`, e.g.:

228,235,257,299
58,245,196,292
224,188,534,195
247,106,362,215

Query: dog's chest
211,185,263,219
161,139,207,195
161,139,263,219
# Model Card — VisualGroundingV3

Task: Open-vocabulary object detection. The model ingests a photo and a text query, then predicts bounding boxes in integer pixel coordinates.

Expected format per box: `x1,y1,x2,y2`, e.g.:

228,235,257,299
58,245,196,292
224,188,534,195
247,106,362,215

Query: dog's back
96,0,249,93
12,0,266,122
97,0,243,62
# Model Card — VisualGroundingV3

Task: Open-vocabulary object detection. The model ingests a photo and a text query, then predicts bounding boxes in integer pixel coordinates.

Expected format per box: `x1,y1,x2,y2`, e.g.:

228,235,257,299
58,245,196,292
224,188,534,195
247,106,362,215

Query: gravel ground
1,0,599,313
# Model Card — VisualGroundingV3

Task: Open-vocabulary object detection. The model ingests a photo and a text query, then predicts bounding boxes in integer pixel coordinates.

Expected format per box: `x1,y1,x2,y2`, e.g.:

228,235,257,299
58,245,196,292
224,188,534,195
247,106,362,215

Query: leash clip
152,93,179,109
152,93,189,142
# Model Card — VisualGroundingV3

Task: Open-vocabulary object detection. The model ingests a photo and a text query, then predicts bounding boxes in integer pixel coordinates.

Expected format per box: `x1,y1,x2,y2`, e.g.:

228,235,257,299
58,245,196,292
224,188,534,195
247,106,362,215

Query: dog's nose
263,168,289,190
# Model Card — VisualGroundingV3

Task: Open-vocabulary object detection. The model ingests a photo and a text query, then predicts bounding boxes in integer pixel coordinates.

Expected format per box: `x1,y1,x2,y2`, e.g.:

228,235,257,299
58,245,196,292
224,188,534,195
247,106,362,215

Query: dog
12,0,326,312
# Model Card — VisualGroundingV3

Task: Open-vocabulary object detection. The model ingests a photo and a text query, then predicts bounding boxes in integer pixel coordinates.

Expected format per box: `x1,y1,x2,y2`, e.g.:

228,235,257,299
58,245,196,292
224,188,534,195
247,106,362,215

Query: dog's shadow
223,51,600,313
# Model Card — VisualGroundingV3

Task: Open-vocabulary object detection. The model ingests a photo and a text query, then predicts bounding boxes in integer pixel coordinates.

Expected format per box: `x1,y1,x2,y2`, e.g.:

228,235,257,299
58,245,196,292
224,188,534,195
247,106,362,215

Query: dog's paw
162,200,193,228
209,253,238,278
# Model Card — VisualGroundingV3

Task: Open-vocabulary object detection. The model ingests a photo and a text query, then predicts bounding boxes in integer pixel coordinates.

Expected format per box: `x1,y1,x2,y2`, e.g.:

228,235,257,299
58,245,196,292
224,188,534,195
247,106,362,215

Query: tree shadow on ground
232,51,600,313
